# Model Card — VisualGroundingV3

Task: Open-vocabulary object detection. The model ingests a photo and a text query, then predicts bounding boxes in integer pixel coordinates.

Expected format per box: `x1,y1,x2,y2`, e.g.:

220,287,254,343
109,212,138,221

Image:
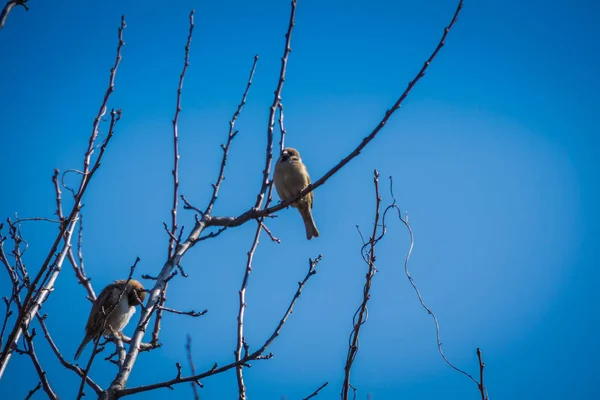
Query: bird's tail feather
300,207,319,240
74,336,90,361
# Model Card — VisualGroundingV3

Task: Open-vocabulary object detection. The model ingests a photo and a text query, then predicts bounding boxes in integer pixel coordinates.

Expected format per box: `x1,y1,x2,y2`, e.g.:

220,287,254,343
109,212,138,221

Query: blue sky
0,0,598,399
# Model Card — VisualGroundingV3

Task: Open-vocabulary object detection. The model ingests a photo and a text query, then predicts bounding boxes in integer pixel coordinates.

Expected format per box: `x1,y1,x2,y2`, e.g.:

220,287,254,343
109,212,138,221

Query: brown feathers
274,147,319,240
74,279,146,360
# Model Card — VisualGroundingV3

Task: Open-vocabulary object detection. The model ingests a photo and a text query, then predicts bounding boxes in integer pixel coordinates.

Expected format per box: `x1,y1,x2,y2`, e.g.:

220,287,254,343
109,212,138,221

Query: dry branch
0,15,127,375
0,0,28,30
203,0,464,230
303,381,329,399
114,256,321,398
342,170,382,399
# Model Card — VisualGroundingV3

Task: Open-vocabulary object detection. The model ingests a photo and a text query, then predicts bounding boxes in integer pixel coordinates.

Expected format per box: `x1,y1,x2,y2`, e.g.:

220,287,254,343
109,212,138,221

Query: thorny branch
0,15,127,376
342,170,382,400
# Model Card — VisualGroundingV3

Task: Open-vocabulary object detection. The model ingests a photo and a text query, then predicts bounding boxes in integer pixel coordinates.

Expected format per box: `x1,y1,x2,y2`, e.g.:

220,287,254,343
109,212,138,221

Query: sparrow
74,279,146,360
274,147,319,240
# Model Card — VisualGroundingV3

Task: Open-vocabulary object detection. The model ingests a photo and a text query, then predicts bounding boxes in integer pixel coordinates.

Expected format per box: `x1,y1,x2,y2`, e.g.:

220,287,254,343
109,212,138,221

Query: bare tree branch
168,9,194,259
152,9,195,349
113,256,322,398
97,1,463,396
53,170,97,301
0,14,127,375
204,0,464,230
302,381,328,400
21,328,58,400
24,381,41,400
204,54,259,217
36,314,103,395
186,334,201,400
0,0,28,30
477,348,489,400
342,170,381,400
252,0,296,213
234,222,263,399
157,305,207,317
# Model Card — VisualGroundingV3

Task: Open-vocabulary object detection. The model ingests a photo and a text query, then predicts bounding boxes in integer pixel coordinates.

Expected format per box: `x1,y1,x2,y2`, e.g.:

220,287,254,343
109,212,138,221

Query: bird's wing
85,281,125,336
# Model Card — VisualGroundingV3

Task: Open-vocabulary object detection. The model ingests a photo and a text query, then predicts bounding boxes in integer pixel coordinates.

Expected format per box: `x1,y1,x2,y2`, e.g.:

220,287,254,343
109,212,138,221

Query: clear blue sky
1,0,598,399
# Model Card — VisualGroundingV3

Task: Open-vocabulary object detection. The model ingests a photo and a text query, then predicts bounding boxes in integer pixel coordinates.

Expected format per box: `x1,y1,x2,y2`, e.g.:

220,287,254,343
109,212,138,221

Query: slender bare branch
277,103,287,156
157,305,207,317
36,314,103,395
303,381,328,400
0,14,127,375
76,336,104,400
342,170,381,400
13,217,61,224
169,9,194,258
21,328,58,400
52,170,97,301
253,0,297,213
204,54,259,216
102,1,463,396
0,0,28,30
114,256,321,398
186,335,201,400
151,10,195,350
477,348,489,400
204,0,464,230
234,222,263,399
24,382,41,400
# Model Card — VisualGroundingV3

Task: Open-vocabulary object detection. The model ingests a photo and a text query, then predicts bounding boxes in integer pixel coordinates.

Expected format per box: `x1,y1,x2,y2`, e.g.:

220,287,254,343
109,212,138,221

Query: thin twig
13,217,61,224
342,170,381,400
0,15,127,376
104,1,463,395
53,170,97,301
186,335,201,400
234,222,263,399
0,0,28,30
477,348,489,400
36,314,103,395
303,381,328,400
169,9,194,258
22,328,58,399
204,0,464,230
204,54,259,216
157,306,207,317
277,102,287,156
253,0,297,213
24,382,41,400
114,256,322,398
